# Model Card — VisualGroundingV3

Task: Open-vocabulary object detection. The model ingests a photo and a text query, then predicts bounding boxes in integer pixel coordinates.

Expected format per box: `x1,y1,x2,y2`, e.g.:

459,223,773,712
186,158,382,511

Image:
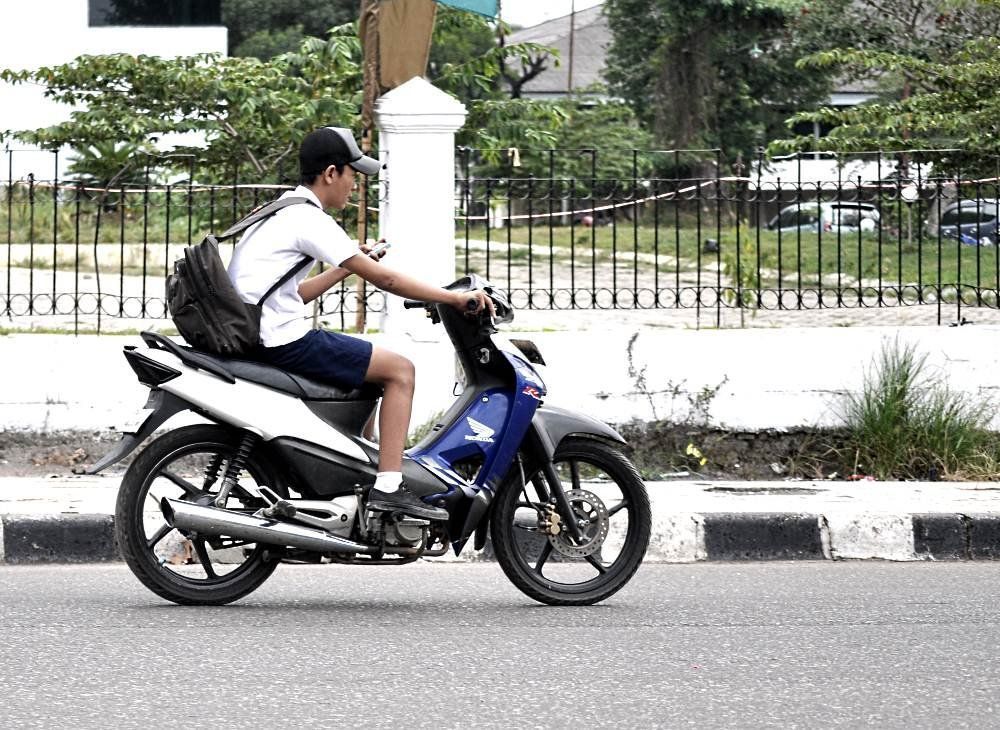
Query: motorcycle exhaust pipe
161,498,377,555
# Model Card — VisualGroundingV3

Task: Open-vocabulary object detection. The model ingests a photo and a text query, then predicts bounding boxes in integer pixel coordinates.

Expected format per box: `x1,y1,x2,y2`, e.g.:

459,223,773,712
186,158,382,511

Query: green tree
603,0,830,162
221,0,357,58
431,16,566,154
97,0,221,25
1,20,563,182
0,26,363,181
428,6,500,99
458,99,653,203
67,141,149,187
775,0,1000,158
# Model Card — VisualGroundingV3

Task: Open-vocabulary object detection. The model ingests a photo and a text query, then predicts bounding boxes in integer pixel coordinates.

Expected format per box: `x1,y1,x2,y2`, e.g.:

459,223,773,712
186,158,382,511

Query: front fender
530,404,626,460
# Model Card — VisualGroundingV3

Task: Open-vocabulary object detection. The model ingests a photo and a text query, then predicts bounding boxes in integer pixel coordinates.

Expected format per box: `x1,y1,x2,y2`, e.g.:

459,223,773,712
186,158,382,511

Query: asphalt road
1,562,999,729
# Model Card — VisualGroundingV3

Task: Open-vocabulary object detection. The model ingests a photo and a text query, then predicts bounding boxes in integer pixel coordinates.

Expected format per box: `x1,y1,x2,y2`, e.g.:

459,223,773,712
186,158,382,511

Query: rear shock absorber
201,453,225,491
214,432,260,508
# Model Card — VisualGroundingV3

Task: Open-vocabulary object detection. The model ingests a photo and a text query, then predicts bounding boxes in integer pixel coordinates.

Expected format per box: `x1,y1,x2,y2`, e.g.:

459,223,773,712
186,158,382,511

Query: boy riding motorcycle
228,127,494,521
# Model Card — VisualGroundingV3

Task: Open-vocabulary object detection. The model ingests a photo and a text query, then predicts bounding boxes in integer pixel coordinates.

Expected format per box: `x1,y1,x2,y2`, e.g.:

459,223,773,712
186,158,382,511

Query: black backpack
166,197,317,356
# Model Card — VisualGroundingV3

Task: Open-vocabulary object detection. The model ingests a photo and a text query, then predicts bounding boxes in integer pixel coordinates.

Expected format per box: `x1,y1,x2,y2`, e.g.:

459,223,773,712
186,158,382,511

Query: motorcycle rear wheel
490,437,651,606
116,424,285,606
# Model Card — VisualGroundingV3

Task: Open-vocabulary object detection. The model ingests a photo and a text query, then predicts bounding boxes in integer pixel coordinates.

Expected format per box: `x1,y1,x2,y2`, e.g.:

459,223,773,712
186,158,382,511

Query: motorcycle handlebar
402,296,483,312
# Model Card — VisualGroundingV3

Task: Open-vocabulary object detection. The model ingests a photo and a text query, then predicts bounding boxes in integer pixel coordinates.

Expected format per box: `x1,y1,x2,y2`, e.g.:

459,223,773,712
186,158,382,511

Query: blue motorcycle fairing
408,347,545,547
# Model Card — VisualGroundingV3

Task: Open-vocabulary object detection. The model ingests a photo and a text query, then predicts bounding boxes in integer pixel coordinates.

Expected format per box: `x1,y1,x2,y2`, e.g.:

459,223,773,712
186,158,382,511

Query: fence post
374,78,467,337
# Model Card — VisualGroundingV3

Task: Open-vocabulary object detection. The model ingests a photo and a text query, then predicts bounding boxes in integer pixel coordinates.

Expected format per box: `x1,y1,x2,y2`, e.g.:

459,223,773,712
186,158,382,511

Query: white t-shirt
228,186,358,347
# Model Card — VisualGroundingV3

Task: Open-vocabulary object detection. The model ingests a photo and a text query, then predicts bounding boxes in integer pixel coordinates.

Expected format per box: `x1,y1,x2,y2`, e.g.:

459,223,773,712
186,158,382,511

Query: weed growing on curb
626,332,658,420
625,331,728,425
838,338,1000,480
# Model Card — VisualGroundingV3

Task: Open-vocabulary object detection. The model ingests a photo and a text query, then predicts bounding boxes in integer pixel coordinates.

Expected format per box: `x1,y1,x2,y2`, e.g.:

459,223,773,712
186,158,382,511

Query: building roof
506,4,609,97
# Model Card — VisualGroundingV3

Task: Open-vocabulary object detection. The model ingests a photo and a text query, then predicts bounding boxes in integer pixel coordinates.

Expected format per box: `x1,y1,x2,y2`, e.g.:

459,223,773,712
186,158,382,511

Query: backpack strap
217,196,320,308
216,196,320,242
257,256,313,307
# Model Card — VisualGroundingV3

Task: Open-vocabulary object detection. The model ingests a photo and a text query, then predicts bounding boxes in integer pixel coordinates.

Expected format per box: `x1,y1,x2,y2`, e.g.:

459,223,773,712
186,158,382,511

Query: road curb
5,511,1000,565
0,514,118,564
701,513,828,561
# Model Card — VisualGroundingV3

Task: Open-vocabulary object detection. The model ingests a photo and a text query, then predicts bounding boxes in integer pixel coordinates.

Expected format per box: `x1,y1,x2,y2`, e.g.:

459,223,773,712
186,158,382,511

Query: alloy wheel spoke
192,539,217,579
585,554,608,574
607,500,629,518
146,523,172,550
569,460,581,490
160,470,201,497
534,541,553,574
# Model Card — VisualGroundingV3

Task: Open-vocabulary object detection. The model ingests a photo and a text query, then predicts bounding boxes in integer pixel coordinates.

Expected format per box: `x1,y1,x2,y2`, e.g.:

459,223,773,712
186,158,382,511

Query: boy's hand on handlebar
451,290,495,319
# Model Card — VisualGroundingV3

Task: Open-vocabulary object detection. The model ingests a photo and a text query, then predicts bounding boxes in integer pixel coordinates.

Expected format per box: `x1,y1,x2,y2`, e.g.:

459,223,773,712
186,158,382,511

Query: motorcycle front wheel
490,437,651,606
115,424,285,606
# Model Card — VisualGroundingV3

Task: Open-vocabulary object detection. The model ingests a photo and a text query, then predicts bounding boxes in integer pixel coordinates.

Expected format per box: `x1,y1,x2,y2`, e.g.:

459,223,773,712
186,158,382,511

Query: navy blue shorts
255,329,374,390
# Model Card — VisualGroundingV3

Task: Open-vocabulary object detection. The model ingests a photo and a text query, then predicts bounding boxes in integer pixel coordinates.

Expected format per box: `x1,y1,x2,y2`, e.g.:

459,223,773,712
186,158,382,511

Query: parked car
766,202,880,234
933,199,999,246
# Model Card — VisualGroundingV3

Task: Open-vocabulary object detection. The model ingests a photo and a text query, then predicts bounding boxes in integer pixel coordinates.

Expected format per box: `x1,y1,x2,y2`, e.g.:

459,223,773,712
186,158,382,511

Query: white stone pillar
375,77,467,337
373,78,467,425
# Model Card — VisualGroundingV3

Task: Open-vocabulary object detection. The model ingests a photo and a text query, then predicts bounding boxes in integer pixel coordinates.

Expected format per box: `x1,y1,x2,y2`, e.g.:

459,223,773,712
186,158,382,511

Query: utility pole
357,0,380,334
497,0,505,77
567,0,576,95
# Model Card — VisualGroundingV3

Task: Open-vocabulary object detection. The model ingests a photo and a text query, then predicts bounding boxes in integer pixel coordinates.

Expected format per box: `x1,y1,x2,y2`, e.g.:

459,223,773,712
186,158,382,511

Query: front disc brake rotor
547,489,609,558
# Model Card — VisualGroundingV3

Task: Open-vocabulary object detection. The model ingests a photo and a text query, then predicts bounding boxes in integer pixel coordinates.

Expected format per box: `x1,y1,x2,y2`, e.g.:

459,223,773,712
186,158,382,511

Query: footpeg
262,499,297,520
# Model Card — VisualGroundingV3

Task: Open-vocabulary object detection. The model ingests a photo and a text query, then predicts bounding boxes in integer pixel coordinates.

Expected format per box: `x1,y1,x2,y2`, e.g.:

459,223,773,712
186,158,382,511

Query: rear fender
85,390,190,474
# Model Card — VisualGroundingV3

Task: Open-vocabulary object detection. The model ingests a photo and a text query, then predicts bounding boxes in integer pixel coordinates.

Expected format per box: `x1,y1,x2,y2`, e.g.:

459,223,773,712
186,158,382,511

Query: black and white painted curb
3,512,1000,564
643,512,1000,562
0,515,118,564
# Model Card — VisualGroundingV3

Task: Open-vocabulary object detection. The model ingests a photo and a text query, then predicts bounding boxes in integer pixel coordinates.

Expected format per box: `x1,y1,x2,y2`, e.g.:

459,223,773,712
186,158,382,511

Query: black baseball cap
299,127,381,176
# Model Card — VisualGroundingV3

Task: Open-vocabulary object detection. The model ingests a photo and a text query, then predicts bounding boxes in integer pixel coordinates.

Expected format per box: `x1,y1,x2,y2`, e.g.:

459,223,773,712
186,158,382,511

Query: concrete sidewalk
3,475,1000,564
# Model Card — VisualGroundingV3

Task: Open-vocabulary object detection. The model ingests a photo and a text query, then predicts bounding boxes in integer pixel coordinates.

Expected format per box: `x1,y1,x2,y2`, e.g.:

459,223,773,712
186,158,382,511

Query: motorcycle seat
139,331,382,401
217,357,382,401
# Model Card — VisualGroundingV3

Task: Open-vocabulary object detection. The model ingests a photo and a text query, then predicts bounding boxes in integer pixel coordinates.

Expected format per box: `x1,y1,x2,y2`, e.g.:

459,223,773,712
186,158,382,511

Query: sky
498,0,604,29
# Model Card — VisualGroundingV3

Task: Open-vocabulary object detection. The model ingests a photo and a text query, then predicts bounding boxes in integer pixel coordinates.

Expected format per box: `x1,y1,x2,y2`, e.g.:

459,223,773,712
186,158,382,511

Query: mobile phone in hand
368,241,391,258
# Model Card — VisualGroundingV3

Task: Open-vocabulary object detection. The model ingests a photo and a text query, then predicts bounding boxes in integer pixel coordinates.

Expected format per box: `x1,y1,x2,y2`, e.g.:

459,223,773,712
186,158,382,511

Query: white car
767,202,880,234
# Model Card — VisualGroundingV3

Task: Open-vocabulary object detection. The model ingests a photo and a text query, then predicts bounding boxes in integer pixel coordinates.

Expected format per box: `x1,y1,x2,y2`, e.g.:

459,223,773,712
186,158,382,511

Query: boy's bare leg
360,347,447,521
363,347,415,473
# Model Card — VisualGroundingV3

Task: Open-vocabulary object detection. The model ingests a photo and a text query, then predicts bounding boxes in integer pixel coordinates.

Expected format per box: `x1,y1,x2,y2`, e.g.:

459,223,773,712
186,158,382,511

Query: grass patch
837,338,1000,480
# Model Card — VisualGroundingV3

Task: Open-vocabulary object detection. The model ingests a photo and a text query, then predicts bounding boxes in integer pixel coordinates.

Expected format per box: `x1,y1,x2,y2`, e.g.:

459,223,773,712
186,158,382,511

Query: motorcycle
89,275,651,606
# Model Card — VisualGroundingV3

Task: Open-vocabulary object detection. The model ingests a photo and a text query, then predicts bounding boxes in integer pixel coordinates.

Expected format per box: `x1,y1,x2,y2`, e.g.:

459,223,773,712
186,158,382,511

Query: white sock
372,471,403,494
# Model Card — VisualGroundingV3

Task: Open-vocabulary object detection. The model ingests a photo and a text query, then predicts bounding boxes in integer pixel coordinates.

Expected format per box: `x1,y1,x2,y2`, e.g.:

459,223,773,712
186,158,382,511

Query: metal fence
455,147,1000,328
1,149,383,333
3,147,1000,333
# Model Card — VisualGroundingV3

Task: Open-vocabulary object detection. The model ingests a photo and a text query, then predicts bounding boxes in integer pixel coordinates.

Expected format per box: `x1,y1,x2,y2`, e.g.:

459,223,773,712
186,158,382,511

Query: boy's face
315,164,356,210
331,165,356,209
